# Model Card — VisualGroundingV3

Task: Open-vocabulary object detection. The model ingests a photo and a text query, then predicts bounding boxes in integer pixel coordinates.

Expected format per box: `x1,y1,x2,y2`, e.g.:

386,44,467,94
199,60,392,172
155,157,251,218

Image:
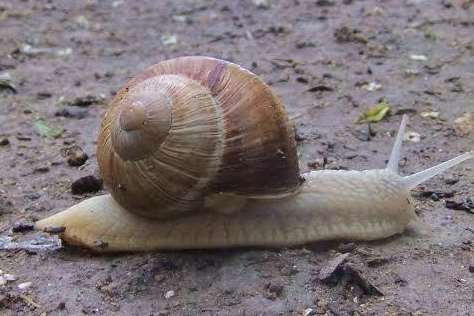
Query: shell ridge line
207,59,227,92
136,158,202,203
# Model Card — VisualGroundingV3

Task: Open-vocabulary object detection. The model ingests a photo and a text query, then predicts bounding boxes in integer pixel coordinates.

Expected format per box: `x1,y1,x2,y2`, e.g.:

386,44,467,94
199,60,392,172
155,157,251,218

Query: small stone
319,253,350,282
18,281,32,290
334,26,368,44
63,145,88,167
410,54,428,61
0,72,17,93
264,282,284,300
338,242,356,253
394,275,408,286
404,131,421,142
26,192,41,200
445,199,473,212
253,0,270,9
164,290,175,299
37,91,52,99
12,222,34,233
161,34,177,46
71,175,103,195
0,138,9,146
55,107,89,119
366,256,390,267
34,166,50,173
154,274,165,282
66,94,104,107
3,274,17,282
307,157,327,170
316,0,335,6
469,265,474,273
304,308,316,316
343,263,384,296
444,178,459,185
364,82,382,91
420,111,440,119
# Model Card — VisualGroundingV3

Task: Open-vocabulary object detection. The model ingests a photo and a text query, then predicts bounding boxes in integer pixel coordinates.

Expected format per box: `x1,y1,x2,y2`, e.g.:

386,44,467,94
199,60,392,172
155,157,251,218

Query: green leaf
34,119,64,138
356,101,390,124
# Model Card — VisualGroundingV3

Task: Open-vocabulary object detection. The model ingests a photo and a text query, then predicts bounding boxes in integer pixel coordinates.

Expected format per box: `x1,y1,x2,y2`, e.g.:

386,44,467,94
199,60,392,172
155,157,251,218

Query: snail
35,56,473,252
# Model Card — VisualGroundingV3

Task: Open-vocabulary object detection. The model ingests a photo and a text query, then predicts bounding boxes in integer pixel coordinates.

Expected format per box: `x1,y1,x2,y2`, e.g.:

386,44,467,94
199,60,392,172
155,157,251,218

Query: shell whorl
97,56,300,219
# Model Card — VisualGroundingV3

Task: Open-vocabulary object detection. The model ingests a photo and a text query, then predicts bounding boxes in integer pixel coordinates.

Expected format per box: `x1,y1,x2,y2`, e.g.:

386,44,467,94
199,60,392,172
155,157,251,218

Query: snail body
35,56,473,252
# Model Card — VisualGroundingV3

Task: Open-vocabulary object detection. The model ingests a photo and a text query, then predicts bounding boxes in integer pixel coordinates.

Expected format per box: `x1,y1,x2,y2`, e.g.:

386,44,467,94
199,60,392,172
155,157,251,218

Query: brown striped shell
97,56,301,219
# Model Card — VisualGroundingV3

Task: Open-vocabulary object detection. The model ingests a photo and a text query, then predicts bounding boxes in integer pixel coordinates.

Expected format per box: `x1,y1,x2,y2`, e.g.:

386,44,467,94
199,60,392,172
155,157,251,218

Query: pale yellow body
35,169,414,252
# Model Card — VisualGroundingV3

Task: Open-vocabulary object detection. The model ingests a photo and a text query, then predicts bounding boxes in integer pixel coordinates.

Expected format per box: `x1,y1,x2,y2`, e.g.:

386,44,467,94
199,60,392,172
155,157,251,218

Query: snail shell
97,56,301,219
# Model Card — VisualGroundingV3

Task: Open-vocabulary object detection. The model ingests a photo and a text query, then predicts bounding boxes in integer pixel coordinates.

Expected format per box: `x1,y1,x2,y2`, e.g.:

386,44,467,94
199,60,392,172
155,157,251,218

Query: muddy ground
0,0,473,315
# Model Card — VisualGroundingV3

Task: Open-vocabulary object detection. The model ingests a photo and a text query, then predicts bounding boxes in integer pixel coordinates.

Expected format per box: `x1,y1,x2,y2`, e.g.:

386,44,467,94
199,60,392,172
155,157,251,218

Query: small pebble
304,308,316,316
63,145,88,167
264,282,284,300
319,253,350,282
34,166,50,173
253,0,270,9
71,175,103,195
164,290,175,299
394,275,408,286
37,91,52,99
338,242,356,253
55,107,88,119
66,94,104,107
410,54,428,61
0,138,10,146
404,131,421,143
12,222,35,233
26,192,41,200
469,265,474,273
444,178,459,185
18,281,32,290
445,199,473,213
4,274,17,282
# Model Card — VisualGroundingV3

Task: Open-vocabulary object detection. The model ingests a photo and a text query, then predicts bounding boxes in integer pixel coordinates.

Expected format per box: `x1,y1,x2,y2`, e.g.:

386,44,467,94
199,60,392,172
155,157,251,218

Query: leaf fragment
33,119,64,138
161,34,177,46
356,101,390,124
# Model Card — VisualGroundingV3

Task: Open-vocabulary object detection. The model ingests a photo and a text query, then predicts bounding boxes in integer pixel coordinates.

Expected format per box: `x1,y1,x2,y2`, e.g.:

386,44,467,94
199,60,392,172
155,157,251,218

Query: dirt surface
1,0,473,315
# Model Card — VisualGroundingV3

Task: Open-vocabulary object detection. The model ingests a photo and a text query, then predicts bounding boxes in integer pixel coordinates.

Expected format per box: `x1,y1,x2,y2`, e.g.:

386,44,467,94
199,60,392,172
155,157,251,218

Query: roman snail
35,56,473,252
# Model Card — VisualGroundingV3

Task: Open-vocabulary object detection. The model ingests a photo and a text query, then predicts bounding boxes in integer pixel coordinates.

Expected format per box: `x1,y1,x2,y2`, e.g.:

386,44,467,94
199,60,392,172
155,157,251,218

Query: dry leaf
356,101,390,124
33,119,64,138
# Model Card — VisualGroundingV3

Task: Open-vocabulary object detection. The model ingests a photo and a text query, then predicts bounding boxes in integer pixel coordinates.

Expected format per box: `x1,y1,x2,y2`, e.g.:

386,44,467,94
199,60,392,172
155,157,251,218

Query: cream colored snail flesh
35,56,473,252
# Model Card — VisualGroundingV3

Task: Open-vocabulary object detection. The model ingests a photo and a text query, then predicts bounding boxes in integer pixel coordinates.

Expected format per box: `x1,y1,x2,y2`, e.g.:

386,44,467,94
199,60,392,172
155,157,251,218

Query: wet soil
0,0,473,315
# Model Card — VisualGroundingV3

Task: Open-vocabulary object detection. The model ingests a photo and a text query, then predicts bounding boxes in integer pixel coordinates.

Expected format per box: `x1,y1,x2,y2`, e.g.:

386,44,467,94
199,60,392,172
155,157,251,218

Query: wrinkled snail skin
34,169,412,252
34,56,474,252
